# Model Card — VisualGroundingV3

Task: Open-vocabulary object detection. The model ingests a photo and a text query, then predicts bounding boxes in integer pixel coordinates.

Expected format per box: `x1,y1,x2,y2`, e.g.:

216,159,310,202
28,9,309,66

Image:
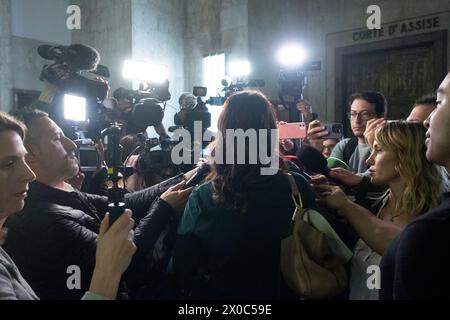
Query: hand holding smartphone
322,123,343,140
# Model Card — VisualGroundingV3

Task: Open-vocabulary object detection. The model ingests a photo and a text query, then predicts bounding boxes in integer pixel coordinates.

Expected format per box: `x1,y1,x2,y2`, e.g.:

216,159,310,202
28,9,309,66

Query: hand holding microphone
160,181,193,218
184,161,211,189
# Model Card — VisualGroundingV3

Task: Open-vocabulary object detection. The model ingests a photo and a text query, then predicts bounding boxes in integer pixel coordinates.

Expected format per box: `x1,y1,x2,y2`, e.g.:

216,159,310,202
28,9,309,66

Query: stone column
0,0,13,112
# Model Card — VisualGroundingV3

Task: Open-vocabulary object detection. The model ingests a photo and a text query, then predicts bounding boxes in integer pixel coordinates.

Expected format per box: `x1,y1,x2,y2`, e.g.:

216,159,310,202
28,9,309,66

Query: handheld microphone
101,124,125,226
297,145,330,177
327,157,350,171
184,162,211,189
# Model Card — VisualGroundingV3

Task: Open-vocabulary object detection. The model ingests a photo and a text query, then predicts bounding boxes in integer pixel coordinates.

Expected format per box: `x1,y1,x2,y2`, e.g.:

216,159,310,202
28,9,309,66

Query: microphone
283,155,312,181
38,45,61,60
38,44,100,71
178,93,197,110
168,125,183,133
184,162,211,189
327,157,350,171
297,145,331,177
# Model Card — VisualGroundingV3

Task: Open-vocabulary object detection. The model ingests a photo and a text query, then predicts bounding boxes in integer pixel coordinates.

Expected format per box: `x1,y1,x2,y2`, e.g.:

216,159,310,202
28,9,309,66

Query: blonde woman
314,121,442,300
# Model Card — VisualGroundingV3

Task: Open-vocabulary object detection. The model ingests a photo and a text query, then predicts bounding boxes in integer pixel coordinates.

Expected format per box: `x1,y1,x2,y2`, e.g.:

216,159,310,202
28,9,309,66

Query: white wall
132,0,187,132
6,0,73,98
11,0,72,45
0,0,13,111
71,0,133,92
247,0,450,121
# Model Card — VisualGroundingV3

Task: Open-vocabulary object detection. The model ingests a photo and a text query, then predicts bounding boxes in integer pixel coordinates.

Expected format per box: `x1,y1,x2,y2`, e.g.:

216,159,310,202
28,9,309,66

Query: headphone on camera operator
33,44,116,194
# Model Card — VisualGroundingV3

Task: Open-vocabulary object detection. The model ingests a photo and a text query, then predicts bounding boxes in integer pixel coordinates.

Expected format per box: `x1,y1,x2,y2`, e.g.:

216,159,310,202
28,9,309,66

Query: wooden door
336,31,447,136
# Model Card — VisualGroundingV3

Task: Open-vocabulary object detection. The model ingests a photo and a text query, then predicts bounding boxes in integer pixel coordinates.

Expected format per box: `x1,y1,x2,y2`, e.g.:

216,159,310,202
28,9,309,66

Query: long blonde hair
375,121,442,216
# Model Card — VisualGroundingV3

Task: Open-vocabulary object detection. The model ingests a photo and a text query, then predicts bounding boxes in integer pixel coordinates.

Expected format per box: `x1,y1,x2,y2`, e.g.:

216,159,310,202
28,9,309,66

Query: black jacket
380,192,450,299
4,174,184,300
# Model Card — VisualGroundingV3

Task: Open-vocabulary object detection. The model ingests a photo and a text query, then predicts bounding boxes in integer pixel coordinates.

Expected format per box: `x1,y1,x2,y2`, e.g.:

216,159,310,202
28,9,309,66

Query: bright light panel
228,60,251,77
203,53,226,97
64,94,86,122
122,60,167,83
277,44,307,68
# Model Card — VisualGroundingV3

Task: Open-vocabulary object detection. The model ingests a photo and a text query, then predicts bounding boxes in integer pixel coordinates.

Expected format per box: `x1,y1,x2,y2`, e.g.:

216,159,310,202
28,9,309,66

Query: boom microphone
37,45,60,60
38,44,100,71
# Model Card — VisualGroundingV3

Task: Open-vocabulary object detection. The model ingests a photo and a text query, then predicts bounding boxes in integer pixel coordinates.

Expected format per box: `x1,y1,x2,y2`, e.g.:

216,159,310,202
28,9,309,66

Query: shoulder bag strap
285,173,304,221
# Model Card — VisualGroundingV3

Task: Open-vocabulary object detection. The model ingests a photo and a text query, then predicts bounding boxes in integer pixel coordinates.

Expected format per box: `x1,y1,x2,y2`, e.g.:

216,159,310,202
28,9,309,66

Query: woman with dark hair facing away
0,111,136,300
170,91,316,299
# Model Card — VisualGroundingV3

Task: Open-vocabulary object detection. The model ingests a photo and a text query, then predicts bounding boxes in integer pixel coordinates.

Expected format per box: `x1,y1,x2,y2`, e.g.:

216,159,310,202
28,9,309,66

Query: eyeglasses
347,111,376,121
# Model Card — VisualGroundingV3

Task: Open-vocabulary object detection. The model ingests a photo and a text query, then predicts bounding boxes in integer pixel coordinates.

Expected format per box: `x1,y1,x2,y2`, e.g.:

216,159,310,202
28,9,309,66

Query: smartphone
323,123,343,140
278,122,307,140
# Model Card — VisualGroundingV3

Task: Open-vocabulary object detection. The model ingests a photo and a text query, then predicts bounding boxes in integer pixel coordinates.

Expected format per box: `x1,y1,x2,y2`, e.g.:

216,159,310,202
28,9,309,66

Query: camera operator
113,87,174,186
30,80,109,196
113,84,171,136
174,90,215,153
3,109,198,300
28,44,117,196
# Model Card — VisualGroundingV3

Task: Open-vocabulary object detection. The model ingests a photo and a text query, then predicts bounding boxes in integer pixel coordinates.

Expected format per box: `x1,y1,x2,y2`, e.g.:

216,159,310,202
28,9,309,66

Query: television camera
37,43,114,172
221,78,265,98
277,60,321,122
173,87,212,134
113,81,170,135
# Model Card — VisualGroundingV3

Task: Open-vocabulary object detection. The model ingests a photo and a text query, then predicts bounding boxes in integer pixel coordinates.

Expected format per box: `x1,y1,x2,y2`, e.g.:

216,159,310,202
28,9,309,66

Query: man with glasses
307,92,387,207
309,92,387,173
333,91,388,173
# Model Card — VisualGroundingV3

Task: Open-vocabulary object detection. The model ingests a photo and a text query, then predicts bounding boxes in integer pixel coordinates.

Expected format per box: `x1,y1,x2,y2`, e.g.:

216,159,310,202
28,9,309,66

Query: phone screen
323,123,343,140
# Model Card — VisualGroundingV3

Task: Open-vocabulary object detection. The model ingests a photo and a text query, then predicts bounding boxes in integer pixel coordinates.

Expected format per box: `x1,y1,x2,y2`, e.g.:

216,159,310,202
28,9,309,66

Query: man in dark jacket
4,110,194,299
380,71,450,299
